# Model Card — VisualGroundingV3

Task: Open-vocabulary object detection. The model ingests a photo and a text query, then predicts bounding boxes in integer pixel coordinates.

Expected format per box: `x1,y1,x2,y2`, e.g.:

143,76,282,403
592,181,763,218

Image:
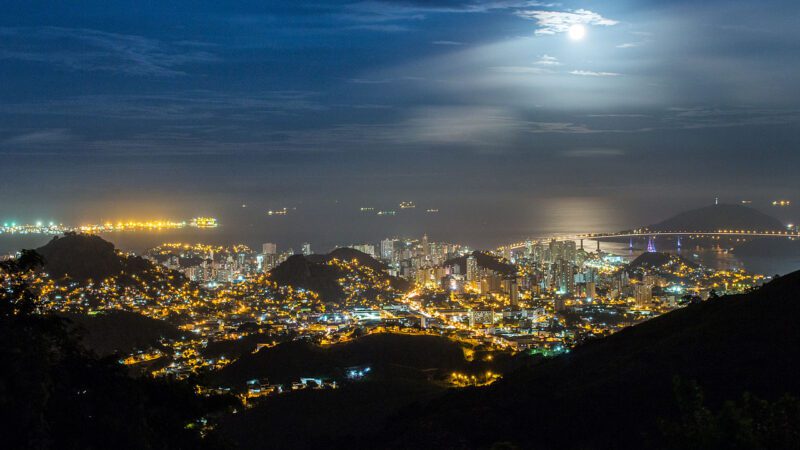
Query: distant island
648,203,784,232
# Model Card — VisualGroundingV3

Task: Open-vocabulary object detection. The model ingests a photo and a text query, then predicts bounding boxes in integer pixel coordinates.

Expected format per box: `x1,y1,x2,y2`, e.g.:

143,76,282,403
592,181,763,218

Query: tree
1,250,230,449
660,378,800,449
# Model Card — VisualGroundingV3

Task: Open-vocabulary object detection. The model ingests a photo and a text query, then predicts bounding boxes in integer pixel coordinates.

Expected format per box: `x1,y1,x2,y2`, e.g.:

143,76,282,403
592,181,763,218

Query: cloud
570,70,620,77
342,1,555,25
535,54,561,66
348,24,412,32
348,76,424,83
433,40,464,46
516,9,618,35
561,148,625,158
3,128,73,145
616,42,643,49
490,66,552,74
0,27,217,76
0,91,327,121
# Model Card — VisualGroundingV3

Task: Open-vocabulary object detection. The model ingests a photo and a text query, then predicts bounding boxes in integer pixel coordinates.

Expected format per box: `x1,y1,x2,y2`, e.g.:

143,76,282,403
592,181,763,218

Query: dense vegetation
0,251,232,450
444,250,516,275
380,269,800,449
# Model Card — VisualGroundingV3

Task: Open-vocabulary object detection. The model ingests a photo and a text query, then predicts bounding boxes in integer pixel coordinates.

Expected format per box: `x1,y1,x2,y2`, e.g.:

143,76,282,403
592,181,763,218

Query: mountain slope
61,310,184,357
444,250,515,276
649,204,784,232
36,233,178,283
204,333,468,389
384,269,800,449
628,251,697,270
268,248,407,303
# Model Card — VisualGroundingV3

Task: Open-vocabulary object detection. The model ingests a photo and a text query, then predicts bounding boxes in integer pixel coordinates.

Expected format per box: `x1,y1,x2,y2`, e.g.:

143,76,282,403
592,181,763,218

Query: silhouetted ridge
444,250,515,275
378,267,800,449
307,247,388,271
628,251,697,270
268,254,345,300
36,233,170,283
269,248,405,302
205,333,467,388
649,204,783,232
61,310,184,357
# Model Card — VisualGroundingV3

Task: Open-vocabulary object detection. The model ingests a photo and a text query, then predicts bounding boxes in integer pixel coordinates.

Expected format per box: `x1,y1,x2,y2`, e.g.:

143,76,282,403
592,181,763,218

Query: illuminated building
380,239,397,261
586,281,596,300
635,285,653,307
466,255,479,282
554,259,575,295
351,244,376,258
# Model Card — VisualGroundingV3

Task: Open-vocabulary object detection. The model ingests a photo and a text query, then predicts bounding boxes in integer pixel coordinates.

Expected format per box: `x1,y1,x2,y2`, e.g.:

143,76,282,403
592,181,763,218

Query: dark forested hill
36,233,182,284
205,333,469,389
214,268,800,449
268,248,407,302
444,250,515,275
383,269,800,449
60,310,184,356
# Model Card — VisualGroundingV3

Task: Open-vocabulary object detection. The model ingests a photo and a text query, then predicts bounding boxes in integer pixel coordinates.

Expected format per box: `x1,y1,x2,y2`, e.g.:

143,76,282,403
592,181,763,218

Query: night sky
1,0,798,245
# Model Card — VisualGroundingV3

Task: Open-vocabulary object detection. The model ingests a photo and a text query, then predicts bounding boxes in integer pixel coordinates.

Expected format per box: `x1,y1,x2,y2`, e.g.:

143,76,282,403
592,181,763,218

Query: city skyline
3,3,800,448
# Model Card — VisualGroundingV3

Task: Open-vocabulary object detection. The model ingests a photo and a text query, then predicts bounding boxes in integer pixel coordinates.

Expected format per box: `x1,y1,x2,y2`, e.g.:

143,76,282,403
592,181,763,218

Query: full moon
568,24,586,40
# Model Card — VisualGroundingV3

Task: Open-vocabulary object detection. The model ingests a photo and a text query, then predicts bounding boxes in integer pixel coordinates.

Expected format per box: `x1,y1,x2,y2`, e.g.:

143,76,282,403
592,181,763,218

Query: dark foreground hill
212,269,800,449
649,203,784,232
380,269,800,449
204,333,470,389
0,251,231,449
60,310,184,357
212,333,512,449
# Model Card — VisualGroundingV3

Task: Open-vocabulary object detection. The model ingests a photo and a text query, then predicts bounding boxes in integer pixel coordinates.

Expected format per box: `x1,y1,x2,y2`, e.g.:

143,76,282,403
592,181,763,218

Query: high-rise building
532,242,546,265
548,239,561,263
502,277,519,307
466,255,479,282
564,240,577,264
352,244,376,258
302,242,312,256
635,284,653,308
554,259,575,295
380,238,397,261
586,281,596,300
262,243,277,255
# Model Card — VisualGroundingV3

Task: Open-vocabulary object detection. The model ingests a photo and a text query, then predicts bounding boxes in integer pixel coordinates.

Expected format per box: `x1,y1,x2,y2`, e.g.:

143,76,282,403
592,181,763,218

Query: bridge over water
498,230,800,251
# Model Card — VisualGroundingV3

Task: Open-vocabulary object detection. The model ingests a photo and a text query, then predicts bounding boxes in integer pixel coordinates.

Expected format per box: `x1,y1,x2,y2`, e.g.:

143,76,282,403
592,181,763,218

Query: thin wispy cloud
561,148,625,158
0,27,217,76
490,66,552,74
0,91,327,121
349,24,412,32
3,128,73,145
570,70,620,77
535,54,561,66
340,1,557,27
516,9,618,35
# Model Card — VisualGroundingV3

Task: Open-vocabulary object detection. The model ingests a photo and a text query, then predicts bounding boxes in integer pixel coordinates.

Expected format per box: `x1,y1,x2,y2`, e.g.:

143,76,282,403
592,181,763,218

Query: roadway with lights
498,229,800,251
